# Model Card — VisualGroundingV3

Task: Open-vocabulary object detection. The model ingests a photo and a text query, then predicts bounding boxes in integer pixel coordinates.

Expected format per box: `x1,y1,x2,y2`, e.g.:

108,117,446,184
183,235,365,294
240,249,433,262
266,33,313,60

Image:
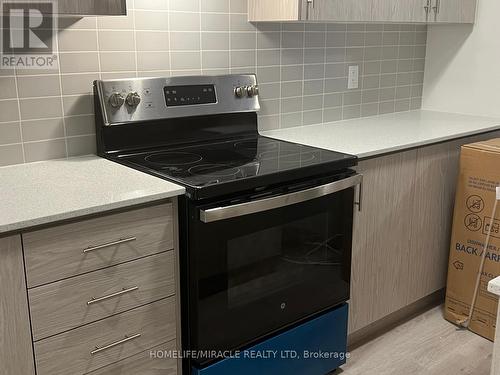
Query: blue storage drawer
193,303,348,375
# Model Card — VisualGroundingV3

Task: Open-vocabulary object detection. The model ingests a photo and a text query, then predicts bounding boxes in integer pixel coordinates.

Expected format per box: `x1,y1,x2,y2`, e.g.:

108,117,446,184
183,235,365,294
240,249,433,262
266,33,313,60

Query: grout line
255,11,258,83
12,72,25,163
94,16,103,80
55,21,69,159
340,26,348,120
278,22,283,129
53,44,425,53
199,0,203,74
0,113,95,126
2,58,426,79
0,133,97,147
132,1,139,78
320,24,327,124
300,26,306,127
167,0,172,77
356,24,367,119
228,1,232,73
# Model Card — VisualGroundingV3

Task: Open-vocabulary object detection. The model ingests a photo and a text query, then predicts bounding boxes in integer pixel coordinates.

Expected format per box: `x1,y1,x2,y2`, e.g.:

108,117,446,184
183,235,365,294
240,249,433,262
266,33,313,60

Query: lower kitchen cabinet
0,199,179,375
349,150,418,333
87,341,178,375
34,297,176,375
407,140,462,304
349,132,500,335
0,235,36,375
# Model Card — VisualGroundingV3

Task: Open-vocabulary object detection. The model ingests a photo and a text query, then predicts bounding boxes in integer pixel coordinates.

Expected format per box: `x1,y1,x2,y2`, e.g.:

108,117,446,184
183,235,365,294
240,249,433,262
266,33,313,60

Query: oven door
185,173,362,363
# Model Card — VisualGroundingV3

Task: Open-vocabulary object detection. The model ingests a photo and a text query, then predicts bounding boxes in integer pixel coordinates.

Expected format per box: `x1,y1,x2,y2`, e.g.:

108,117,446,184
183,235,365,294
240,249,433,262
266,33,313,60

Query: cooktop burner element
145,152,203,166
189,164,241,177
233,139,261,150
94,74,357,199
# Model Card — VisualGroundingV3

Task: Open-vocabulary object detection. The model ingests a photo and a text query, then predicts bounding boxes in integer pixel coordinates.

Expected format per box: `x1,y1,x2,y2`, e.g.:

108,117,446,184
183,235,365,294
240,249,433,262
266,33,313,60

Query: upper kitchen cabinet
371,0,429,23
301,0,373,22
248,0,477,24
55,0,126,16
371,0,478,23
248,0,372,22
428,0,477,23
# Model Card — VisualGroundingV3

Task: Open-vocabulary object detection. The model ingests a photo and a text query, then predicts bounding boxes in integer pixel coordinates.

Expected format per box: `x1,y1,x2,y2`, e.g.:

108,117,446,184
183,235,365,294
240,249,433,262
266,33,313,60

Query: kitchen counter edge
262,110,500,160
0,156,185,236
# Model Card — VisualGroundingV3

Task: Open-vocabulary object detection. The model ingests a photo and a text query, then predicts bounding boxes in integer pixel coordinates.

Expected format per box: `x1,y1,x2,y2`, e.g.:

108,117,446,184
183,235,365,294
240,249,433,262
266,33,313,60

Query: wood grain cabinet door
407,141,462,304
57,0,126,15
302,0,373,21
248,0,301,21
371,0,429,22
430,0,477,23
0,235,35,375
349,150,418,334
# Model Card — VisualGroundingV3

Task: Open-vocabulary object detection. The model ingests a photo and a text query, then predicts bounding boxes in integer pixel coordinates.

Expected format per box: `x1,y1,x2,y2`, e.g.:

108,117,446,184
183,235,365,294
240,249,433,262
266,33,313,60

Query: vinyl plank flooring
338,306,493,375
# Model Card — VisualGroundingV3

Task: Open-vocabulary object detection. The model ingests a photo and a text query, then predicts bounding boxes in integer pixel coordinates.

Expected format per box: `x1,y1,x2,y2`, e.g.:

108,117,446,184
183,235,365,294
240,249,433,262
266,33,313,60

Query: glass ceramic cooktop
117,136,355,189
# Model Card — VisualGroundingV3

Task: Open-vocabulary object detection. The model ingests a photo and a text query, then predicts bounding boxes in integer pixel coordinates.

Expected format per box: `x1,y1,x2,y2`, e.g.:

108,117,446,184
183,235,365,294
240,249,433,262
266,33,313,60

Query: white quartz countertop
263,110,500,159
0,156,185,235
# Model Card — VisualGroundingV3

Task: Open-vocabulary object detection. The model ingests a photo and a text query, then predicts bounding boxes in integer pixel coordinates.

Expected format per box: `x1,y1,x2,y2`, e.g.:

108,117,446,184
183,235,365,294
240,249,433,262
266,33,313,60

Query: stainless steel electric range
94,74,362,375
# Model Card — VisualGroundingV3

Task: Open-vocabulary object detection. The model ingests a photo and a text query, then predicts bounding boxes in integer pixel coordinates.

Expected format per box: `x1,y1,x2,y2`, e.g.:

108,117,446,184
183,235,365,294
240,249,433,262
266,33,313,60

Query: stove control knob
246,85,259,97
109,92,125,108
234,86,246,98
126,92,141,107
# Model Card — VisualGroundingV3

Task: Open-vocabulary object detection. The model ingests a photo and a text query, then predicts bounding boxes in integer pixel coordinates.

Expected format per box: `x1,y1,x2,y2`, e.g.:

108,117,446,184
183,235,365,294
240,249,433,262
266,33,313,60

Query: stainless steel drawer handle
200,174,363,223
83,236,137,254
87,286,139,306
91,333,141,356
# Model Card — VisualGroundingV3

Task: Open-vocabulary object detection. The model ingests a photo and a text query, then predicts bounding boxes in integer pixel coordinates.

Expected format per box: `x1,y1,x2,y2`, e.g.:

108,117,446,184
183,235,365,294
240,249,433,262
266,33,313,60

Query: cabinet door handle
305,0,314,21
433,0,440,14
87,286,139,305
83,236,137,254
424,0,432,20
355,178,363,212
91,333,141,356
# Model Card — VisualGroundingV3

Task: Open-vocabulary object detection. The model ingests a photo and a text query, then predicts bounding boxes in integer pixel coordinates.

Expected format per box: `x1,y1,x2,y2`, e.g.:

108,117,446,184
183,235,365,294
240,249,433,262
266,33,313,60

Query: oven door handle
199,174,363,223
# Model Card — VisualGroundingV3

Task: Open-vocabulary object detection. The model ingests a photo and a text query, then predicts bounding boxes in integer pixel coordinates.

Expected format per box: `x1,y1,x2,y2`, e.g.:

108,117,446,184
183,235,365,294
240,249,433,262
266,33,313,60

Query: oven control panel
95,74,260,126
164,85,217,107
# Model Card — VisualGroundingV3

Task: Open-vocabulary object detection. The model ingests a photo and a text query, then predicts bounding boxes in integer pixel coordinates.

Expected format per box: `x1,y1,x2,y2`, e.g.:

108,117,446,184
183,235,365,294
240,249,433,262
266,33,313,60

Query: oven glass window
227,212,343,309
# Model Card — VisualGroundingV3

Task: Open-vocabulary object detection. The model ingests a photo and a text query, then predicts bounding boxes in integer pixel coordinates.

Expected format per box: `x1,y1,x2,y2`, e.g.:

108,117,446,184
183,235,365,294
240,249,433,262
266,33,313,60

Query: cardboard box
445,138,500,341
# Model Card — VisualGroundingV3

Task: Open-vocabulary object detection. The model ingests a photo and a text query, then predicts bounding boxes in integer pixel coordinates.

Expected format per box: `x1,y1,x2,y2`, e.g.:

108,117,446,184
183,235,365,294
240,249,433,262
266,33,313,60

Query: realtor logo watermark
1,1,58,69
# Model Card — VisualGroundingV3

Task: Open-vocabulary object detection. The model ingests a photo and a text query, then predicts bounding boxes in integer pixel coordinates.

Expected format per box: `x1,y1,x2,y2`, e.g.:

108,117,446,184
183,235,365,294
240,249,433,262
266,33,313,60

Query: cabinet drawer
29,251,175,341
34,297,176,375
87,341,178,375
24,203,174,287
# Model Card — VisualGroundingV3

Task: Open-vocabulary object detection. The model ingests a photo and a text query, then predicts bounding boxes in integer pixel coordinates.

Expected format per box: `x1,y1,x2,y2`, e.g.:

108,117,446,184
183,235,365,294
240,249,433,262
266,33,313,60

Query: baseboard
348,289,445,350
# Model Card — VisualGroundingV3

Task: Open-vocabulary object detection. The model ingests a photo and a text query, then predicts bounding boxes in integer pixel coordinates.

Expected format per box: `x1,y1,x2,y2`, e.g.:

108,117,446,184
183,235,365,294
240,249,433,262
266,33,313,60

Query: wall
423,0,499,116
0,0,427,167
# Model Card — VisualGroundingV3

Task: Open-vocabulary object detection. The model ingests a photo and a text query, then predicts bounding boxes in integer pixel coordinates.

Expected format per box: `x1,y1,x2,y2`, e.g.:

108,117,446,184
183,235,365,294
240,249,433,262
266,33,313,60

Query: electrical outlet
348,65,359,90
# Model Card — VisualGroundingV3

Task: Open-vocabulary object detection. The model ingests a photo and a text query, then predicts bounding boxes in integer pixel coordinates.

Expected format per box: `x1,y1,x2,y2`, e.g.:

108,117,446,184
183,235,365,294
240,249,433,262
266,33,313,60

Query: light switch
348,65,359,90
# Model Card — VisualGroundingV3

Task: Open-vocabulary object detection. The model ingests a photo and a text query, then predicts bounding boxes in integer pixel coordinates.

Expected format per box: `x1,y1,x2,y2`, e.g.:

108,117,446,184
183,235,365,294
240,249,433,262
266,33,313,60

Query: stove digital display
164,85,217,107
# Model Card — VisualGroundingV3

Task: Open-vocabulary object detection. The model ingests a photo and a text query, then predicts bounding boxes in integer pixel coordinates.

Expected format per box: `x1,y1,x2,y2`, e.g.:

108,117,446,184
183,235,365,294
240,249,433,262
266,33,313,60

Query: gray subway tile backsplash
0,144,24,166
0,0,427,167
0,122,21,145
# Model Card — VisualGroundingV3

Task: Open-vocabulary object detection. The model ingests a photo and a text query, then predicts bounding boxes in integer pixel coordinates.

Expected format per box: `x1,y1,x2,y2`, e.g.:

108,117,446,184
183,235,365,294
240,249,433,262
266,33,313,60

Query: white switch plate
348,65,359,90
